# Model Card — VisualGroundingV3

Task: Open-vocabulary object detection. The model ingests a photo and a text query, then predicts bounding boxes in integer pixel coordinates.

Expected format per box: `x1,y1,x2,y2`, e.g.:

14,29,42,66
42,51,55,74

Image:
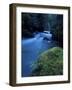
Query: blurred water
21,33,58,77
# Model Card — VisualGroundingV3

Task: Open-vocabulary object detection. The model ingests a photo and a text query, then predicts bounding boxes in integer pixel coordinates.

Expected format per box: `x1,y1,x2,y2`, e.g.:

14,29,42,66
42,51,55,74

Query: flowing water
22,32,58,77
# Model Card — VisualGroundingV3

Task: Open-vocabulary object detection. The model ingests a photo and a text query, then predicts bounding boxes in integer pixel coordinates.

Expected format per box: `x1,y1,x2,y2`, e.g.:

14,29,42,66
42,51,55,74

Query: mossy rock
31,47,63,76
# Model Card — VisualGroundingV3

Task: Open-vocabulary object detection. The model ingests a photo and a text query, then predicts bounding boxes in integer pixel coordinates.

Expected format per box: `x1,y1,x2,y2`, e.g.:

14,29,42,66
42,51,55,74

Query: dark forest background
22,13,63,47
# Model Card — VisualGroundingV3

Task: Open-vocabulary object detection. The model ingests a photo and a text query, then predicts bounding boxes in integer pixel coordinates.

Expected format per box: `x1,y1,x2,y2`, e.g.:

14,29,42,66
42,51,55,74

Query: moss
31,47,63,76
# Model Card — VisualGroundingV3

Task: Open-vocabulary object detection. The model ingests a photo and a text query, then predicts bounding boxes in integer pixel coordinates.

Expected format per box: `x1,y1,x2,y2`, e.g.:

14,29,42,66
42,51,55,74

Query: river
21,33,58,77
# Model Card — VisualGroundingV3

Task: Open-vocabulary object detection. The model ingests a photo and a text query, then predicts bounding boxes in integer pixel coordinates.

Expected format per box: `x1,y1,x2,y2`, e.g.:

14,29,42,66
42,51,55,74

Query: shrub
31,47,63,76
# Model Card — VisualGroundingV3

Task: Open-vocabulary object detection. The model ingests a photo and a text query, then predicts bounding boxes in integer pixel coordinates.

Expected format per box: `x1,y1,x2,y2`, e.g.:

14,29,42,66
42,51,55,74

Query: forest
21,13,63,77
22,13,63,47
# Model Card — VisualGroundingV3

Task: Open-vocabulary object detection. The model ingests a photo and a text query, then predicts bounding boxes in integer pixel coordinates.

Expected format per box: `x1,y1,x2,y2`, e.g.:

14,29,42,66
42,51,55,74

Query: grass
31,47,63,76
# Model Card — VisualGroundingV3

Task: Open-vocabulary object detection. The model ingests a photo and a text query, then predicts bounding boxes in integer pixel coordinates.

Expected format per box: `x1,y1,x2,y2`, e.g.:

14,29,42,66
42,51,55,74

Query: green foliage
22,13,63,47
22,13,47,38
31,47,63,76
50,15,63,47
